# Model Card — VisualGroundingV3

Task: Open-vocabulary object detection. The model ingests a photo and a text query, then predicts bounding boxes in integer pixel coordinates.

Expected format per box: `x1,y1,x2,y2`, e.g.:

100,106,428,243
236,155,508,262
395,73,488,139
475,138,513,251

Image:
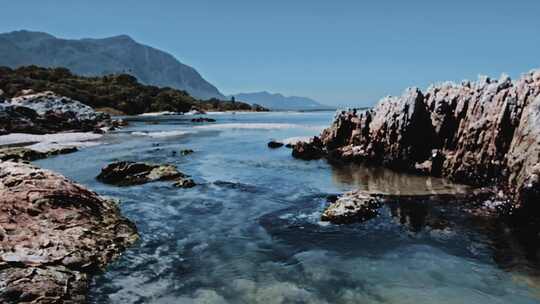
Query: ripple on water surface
34,112,540,303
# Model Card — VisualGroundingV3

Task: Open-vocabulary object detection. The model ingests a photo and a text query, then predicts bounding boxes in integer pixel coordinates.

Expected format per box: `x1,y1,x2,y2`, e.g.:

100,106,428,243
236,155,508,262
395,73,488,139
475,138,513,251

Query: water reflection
331,163,470,195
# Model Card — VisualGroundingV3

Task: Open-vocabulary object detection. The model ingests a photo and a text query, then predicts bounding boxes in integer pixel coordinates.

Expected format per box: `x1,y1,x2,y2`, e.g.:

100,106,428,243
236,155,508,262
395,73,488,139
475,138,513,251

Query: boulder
173,178,196,188
321,191,382,224
180,149,194,155
97,161,185,186
0,146,77,162
0,161,138,303
267,140,284,149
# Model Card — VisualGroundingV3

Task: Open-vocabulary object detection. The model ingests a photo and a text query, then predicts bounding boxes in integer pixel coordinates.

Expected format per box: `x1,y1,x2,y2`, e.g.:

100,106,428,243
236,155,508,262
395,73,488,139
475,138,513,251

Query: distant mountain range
230,91,331,110
0,30,223,99
0,30,331,110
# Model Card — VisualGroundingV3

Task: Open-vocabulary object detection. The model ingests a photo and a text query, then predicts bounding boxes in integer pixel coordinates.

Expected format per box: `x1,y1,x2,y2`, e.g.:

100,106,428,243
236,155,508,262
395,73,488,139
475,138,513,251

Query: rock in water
173,178,196,188
294,69,540,220
180,149,194,155
97,161,185,186
0,161,138,303
0,146,78,162
191,117,216,123
321,191,382,224
267,140,284,149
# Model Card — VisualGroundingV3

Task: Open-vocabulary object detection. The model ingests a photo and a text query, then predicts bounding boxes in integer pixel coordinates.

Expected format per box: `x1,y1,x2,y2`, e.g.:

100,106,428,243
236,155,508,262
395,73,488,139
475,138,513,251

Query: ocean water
36,111,540,303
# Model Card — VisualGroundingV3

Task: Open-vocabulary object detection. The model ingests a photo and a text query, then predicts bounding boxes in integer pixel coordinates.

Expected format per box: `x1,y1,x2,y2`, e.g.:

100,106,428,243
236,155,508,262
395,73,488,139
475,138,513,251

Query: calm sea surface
37,111,540,303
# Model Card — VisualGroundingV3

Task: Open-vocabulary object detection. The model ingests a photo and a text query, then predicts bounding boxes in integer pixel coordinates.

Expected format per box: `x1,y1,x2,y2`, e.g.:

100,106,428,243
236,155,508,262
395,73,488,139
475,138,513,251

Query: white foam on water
193,123,325,131
0,132,103,146
281,136,313,145
138,111,180,116
131,130,192,138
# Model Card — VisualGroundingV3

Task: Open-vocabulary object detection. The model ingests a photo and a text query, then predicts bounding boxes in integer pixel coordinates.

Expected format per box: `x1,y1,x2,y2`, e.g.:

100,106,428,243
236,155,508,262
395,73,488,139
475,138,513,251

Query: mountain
0,30,223,99
230,91,331,110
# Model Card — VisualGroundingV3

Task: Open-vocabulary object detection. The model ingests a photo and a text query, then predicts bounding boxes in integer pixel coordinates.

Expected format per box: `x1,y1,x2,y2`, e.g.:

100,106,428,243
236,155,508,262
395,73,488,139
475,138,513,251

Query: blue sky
1,0,539,107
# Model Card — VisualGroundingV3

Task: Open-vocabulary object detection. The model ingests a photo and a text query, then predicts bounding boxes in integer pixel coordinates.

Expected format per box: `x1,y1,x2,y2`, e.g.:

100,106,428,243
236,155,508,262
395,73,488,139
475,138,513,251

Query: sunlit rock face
0,161,138,303
293,69,540,217
1,91,114,134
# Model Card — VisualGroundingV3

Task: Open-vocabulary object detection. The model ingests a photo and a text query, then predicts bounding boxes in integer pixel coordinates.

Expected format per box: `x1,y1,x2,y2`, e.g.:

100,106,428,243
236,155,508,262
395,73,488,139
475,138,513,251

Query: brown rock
97,161,185,186
301,69,540,220
0,161,138,303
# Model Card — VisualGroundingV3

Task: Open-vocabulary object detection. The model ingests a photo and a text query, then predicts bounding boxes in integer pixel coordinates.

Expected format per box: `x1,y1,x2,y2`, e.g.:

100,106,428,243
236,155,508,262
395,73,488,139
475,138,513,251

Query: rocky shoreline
0,90,139,303
293,69,540,227
0,161,138,303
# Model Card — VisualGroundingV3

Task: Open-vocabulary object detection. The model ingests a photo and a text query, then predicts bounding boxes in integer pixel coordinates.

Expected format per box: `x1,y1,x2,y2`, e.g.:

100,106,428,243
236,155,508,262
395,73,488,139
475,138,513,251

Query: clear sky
1,0,539,107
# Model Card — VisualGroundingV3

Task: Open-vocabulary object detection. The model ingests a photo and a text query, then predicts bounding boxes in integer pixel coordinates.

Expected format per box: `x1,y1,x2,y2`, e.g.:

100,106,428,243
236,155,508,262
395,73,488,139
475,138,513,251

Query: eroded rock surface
321,192,382,224
97,161,187,186
0,161,138,303
294,70,540,220
0,91,118,134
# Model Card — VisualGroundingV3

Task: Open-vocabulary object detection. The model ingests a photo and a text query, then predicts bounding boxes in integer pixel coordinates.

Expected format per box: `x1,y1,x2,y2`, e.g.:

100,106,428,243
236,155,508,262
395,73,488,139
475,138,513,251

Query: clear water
36,111,540,303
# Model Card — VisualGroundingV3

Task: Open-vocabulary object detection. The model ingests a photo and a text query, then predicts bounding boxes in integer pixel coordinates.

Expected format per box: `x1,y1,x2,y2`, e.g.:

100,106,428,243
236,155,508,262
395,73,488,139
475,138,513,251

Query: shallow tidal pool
37,111,540,303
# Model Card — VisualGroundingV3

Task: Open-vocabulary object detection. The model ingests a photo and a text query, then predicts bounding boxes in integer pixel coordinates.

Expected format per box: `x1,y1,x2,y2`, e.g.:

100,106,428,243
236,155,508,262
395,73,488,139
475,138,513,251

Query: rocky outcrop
294,69,540,221
0,161,138,303
97,161,190,186
1,91,118,134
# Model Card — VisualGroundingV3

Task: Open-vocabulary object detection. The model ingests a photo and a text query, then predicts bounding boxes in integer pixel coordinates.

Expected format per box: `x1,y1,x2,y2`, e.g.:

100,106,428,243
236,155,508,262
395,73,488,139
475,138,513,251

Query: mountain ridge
0,30,224,99
230,91,332,110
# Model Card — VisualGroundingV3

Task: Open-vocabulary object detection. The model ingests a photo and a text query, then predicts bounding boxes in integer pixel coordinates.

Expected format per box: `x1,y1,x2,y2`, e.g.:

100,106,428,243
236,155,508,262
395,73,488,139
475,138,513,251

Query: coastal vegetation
0,65,266,115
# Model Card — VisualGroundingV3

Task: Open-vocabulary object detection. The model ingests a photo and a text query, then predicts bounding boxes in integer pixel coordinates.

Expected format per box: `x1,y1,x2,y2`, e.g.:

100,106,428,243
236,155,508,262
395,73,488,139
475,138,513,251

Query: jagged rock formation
0,161,138,303
0,30,223,99
293,70,540,220
97,161,194,187
0,91,117,134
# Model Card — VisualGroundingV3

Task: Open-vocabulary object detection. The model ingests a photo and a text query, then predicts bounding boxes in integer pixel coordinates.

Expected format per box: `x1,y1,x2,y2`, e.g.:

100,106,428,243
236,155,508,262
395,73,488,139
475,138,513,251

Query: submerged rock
0,161,138,303
97,161,185,186
294,69,540,222
267,140,284,149
180,149,195,155
191,117,216,123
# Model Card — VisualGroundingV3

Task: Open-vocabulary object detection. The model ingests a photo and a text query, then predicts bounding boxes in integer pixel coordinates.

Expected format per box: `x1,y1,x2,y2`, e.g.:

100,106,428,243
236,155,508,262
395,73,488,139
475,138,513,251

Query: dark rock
97,161,185,186
174,178,196,188
267,140,284,149
292,137,325,160
180,149,194,155
191,117,216,123
0,161,138,303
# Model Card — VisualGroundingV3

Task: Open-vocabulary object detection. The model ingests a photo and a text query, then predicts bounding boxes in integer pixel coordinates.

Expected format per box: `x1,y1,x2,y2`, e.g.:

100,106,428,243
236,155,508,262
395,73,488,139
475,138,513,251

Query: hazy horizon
1,0,539,107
